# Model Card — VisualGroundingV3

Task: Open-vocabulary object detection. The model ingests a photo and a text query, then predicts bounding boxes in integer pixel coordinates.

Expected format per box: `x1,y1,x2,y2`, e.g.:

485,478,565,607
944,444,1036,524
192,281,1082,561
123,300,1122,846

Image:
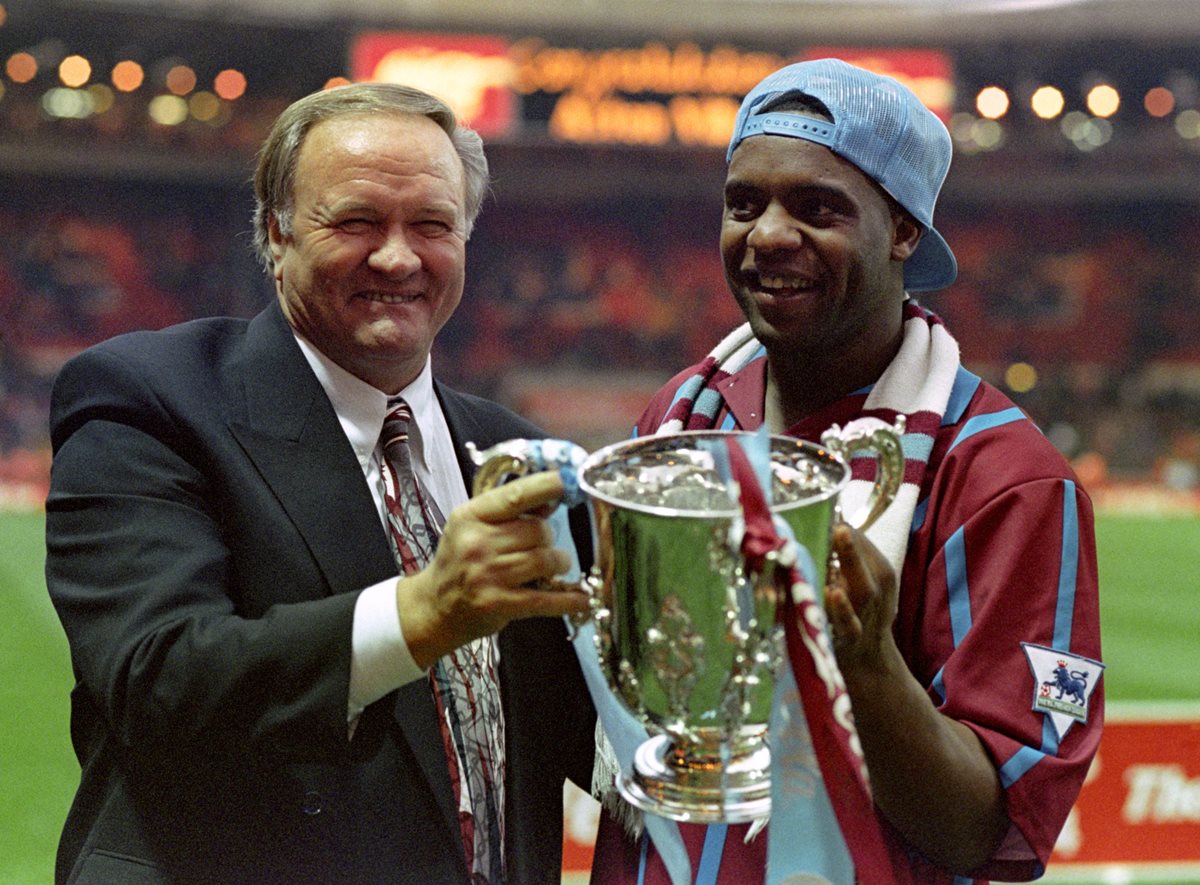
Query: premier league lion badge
1021,642,1105,741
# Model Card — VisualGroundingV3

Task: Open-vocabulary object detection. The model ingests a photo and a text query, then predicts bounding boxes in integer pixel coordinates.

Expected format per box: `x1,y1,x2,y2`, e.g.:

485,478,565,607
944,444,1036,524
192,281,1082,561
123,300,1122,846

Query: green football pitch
3,509,1197,883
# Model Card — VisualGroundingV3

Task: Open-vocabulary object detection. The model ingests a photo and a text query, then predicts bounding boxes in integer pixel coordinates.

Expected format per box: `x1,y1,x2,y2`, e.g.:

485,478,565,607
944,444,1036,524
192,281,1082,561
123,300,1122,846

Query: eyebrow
320,195,380,214
723,179,850,202
324,198,461,220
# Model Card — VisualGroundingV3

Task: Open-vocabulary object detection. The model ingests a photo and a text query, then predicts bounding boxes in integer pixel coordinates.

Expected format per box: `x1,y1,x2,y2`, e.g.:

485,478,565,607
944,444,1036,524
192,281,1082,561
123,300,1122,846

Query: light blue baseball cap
727,57,958,292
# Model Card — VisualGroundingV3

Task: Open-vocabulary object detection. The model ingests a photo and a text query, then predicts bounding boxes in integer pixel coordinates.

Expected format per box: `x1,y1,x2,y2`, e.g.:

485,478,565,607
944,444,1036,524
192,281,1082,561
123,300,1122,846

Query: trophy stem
618,733,772,824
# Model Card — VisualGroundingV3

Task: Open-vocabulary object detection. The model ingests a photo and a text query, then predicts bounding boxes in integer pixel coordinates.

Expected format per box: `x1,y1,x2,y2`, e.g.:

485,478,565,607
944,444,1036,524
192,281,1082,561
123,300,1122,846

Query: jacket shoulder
49,316,255,452
58,316,252,390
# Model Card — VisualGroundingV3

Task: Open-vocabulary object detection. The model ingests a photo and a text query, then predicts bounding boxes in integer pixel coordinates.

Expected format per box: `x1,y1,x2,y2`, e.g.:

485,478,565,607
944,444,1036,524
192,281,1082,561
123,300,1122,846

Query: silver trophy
470,423,904,823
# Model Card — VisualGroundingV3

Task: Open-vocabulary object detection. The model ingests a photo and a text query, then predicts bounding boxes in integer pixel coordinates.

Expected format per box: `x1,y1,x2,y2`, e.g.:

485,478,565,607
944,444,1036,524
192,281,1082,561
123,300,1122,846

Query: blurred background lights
975,85,1010,119
111,60,144,92
188,90,220,121
1164,70,1198,107
213,68,246,100
1059,110,1113,150
949,111,1006,153
87,83,114,114
0,33,1191,193
1005,362,1039,394
0,4,7,28
148,93,188,125
1176,108,1200,139
165,64,197,96
6,51,38,83
949,112,975,140
1031,85,1065,118
1086,83,1120,117
974,118,1005,148
1143,86,1175,117
1060,110,1086,135
32,39,67,71
58,54,92,88
42,87,94,119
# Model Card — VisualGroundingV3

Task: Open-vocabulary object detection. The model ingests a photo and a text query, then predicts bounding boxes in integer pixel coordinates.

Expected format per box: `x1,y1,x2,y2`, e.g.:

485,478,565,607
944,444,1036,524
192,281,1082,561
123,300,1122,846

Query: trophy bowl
470,425,903,823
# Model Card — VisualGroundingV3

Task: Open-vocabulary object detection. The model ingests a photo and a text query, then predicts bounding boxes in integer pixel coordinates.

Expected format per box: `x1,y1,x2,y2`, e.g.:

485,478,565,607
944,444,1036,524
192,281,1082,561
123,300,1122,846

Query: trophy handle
467,438,591,600
820,416,907,532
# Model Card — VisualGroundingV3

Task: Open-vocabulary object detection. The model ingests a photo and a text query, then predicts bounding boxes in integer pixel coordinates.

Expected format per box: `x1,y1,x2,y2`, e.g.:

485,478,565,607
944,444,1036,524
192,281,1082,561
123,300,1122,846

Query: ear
891,212,923,263
267,214,288,281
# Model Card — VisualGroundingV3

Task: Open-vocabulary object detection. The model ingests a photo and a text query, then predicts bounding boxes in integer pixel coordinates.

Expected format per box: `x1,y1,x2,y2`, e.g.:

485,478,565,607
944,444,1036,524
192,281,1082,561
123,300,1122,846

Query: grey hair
251,81,490,272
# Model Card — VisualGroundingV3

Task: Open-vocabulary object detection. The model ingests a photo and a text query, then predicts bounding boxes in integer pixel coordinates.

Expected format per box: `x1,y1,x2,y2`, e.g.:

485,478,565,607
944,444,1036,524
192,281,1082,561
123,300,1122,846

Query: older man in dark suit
45,82,595,884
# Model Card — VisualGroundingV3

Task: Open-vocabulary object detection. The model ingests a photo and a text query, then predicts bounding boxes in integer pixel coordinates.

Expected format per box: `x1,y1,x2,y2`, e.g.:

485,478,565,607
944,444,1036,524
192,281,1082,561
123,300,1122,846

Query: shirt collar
292,333,436,470
717,355,873,441
717,356,768,430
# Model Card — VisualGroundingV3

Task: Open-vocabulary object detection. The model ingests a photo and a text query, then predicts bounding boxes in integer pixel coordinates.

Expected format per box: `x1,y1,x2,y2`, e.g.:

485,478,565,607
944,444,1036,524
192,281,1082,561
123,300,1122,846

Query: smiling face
721,133,919,375
270,112,468,393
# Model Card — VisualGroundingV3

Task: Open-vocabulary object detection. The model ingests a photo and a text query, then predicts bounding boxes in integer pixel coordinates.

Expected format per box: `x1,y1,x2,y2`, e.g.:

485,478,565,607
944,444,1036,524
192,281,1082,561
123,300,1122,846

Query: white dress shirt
292,335,467,723
293,334,582,731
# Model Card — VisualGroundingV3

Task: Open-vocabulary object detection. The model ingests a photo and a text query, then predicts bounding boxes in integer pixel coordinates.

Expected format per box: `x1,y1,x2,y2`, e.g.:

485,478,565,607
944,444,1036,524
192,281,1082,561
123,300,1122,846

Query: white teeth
371,293,419,303
759,276,812,290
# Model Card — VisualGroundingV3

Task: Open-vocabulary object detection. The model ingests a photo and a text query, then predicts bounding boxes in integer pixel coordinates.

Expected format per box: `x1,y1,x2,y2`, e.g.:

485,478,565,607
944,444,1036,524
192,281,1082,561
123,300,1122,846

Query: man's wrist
838,634,906,702
394,572,438,671
349,578,425,714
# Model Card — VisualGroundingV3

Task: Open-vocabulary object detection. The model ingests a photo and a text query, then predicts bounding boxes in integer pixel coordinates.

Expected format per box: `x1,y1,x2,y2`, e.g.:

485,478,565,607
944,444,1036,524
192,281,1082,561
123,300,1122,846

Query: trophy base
617,734,772,824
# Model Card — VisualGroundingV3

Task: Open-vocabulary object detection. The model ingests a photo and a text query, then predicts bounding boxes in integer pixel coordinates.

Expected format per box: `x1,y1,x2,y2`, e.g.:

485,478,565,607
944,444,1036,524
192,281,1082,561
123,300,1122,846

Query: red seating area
1,194,1198,495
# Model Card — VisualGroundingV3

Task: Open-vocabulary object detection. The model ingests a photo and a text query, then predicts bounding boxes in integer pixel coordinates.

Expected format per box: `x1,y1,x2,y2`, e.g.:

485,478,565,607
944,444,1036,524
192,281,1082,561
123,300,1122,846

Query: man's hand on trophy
396,471,589,670
824,523,901,677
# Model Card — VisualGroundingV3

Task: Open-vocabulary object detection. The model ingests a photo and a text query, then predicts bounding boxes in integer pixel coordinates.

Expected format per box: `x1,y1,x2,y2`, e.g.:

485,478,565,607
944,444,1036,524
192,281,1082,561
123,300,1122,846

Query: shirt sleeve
915,475,1102,881
348,578,425,724
347,493,585,726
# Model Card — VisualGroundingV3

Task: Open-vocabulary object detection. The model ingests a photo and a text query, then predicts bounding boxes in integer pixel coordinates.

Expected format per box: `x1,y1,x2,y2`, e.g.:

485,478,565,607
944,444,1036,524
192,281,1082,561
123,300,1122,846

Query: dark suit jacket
44,301,596,884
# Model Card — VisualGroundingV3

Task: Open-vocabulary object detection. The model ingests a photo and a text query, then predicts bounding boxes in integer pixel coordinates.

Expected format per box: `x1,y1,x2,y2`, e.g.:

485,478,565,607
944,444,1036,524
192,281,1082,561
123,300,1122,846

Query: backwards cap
727,57,957,292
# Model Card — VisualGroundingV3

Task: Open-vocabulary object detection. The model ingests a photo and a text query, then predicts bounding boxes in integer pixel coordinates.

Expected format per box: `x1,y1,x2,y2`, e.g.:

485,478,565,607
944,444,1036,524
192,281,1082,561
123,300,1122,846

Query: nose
746,202,802,253
368,225,421,277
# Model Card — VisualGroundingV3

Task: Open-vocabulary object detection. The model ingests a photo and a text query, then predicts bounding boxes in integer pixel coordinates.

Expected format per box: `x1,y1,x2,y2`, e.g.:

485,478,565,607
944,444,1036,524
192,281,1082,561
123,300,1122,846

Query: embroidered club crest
1021,643,1105,741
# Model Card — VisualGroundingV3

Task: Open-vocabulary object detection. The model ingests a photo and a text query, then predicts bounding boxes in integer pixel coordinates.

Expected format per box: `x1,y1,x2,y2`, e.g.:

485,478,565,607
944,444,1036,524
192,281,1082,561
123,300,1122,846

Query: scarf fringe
592,722,645,838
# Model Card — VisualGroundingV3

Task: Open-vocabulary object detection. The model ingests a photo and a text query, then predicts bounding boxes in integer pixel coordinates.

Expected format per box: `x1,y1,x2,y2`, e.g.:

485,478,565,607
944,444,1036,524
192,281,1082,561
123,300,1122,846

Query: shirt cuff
348,576,426,722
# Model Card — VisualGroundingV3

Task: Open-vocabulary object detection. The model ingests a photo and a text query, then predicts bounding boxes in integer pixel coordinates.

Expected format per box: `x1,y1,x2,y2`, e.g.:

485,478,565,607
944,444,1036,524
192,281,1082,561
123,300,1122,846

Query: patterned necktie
379,398,506,884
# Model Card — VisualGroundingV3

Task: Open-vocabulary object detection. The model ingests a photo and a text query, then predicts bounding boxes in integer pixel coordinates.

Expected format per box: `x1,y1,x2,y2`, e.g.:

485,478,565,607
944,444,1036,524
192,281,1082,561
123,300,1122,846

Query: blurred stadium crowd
1,186,1198,503
2,4,1199,506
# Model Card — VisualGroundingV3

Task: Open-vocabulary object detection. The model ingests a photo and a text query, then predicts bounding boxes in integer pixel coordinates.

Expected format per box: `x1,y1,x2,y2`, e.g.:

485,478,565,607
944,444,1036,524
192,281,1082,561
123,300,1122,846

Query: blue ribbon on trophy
480,431,874,885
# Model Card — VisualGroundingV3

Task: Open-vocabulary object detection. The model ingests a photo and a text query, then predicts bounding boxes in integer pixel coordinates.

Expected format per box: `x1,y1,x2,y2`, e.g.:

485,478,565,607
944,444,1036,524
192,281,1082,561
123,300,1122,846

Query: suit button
301,791,324,816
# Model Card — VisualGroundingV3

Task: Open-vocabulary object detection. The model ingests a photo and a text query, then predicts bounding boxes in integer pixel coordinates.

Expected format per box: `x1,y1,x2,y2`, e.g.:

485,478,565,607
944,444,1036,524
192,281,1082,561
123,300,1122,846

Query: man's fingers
831,523,863,571
831,524,869,610
832,523,893,610
482,546,572,588
835,523,892,580
467,471,566,523
825,584,863,644
499,587,590,620
464,515,554,555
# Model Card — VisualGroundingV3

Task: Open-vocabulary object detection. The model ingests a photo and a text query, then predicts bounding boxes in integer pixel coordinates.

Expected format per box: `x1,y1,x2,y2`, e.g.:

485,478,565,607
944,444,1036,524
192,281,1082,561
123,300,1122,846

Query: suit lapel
436,382,534,487
226,303,397,595
436,383,488,488
226,305,463,849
